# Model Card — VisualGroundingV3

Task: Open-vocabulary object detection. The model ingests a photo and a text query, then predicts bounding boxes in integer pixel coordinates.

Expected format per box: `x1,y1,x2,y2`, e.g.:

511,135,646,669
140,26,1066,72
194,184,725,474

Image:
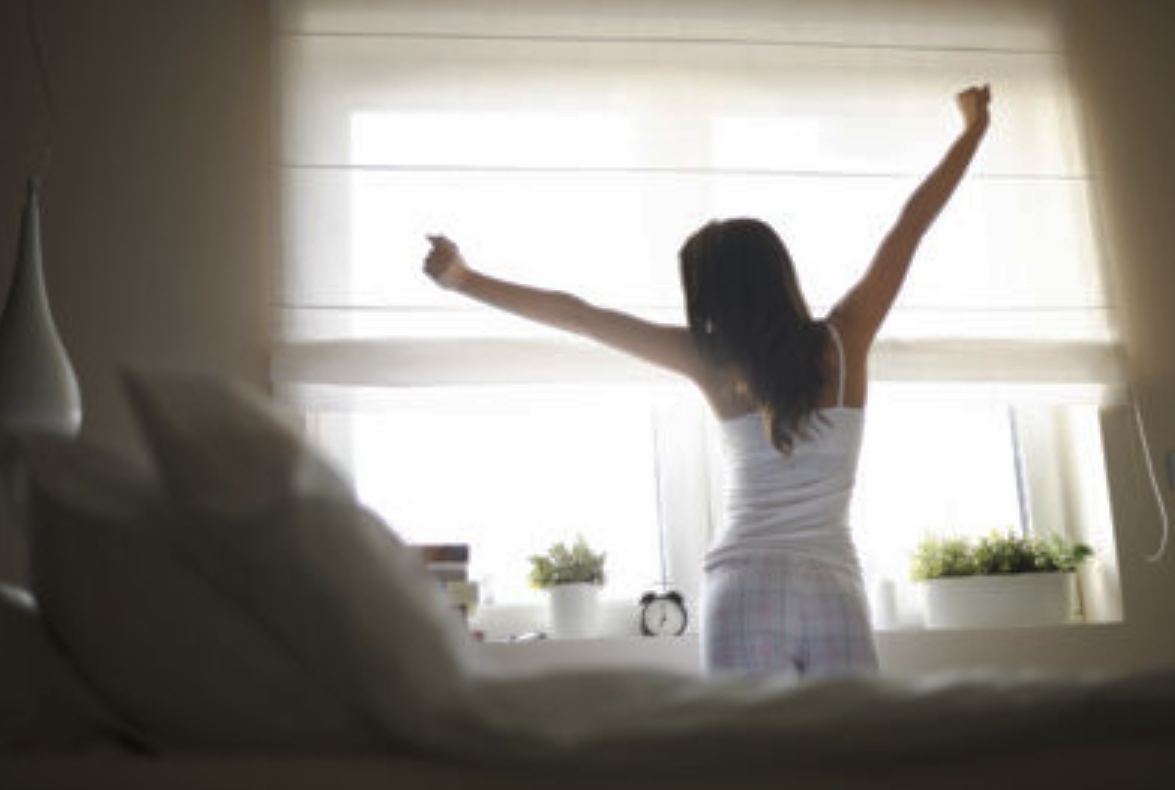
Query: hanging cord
1129,386,1171,563
650,407,671,590
27,0,57,187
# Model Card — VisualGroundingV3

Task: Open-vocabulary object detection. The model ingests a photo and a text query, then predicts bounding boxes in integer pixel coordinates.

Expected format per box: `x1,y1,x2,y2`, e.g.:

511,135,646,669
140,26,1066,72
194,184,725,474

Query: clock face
640,592,687,636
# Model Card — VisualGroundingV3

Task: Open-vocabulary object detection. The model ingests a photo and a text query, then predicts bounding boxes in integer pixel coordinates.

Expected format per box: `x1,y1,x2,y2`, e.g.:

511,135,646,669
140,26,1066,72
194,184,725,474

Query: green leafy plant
528,535,606,589
911,530,1092,582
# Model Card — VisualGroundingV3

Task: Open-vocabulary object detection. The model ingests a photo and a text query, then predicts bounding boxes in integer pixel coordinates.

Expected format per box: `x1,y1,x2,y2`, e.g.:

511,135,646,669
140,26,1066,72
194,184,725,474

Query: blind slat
272,338,1127,388
274,35,1083,177
275,168,1109,331
272,0,1063,53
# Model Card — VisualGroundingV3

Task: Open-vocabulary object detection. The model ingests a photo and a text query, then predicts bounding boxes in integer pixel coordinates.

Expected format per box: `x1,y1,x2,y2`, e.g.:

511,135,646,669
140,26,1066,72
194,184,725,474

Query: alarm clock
639,590,688,637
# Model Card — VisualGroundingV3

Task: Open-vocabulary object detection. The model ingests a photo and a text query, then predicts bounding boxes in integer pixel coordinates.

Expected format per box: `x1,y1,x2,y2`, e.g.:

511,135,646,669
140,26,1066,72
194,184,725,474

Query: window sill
477,634,703,675
873,619,1121,635
474,622,1130,676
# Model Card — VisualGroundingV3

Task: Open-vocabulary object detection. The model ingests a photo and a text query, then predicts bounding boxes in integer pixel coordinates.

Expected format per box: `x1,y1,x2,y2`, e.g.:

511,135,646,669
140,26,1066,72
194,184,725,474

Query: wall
1062,0,1175,667
0,0,1172,670
0,0,268,584
0,0,270,456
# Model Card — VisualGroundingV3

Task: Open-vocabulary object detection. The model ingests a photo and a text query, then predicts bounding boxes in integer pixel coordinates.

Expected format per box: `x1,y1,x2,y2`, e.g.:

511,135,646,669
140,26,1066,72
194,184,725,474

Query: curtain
270,0,1123,402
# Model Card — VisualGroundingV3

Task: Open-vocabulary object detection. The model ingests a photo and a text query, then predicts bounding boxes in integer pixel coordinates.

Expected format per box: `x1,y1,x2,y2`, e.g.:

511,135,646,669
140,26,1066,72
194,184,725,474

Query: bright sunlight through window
315,386,662,605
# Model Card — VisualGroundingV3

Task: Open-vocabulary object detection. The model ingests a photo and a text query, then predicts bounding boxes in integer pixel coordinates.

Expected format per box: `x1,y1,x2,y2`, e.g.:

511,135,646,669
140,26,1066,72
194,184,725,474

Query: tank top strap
826,322,846,408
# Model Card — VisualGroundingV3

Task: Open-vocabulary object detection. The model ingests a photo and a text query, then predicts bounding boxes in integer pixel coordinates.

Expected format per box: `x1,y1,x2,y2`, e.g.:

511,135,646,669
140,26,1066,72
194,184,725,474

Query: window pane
310,386,663,604
852,389,1025,583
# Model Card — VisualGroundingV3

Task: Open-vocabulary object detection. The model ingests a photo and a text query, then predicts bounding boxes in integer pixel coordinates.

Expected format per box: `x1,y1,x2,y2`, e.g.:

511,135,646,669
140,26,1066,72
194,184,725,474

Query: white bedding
454,665,1175,769
4,371,1174,782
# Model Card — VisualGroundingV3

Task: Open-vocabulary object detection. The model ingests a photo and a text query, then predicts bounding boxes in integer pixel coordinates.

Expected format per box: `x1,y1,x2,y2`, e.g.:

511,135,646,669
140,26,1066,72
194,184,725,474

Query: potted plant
529,535,606,639
911,530,1093,628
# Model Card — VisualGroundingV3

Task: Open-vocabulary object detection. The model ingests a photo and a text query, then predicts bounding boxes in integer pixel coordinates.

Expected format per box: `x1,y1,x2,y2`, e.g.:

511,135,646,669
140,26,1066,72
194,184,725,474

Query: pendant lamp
0,178,82,436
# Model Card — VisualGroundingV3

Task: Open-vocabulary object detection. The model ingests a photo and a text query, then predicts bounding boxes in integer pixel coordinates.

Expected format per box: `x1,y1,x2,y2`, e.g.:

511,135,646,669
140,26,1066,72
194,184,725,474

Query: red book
415,543,470,563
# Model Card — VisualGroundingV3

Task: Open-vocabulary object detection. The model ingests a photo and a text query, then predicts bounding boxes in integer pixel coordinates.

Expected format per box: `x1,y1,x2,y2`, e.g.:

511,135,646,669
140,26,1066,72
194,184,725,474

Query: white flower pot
548,583,600,639
920,572,1078,629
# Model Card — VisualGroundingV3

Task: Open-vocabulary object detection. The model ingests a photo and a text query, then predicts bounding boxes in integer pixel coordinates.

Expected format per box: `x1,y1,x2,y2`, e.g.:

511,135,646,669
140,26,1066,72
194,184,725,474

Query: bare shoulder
647,325,754,417
645,322,701,366
824,309,870,408
826,304,873,359
659,324,711,383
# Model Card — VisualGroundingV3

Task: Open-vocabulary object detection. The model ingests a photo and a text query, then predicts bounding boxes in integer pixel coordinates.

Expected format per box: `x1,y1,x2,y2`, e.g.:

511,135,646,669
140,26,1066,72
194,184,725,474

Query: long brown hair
679,218,830,454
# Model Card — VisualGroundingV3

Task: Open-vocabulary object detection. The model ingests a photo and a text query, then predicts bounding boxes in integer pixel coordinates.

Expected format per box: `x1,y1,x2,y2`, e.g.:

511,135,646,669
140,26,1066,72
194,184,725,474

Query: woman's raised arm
833,85,992,346
422,236,704,380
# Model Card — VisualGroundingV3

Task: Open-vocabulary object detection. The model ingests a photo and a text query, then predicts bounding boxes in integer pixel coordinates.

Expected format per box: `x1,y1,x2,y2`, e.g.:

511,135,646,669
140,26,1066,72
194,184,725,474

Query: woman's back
703,323,865,576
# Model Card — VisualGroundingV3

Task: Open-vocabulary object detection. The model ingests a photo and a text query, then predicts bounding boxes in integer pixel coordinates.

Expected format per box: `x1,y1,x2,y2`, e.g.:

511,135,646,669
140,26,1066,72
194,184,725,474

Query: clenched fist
423,235,471,290
956,84,991,132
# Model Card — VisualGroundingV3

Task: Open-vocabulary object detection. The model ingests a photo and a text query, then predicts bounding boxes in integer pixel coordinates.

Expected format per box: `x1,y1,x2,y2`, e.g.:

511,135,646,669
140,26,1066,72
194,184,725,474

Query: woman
423,86,991,676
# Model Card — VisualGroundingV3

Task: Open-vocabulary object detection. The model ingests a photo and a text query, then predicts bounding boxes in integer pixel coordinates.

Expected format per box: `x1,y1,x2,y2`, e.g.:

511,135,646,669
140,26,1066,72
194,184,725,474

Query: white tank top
704,323,865,577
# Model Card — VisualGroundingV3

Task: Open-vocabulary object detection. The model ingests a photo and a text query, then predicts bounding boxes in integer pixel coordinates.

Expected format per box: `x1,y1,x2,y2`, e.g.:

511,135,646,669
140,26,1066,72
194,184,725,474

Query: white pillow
123,372,478,746
0,584,123,753
119,374,352,522
22,434,374,751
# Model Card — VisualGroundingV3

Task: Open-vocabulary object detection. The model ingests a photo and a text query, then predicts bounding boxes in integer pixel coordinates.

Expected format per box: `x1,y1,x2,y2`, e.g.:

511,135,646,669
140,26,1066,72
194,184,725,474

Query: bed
2,372,1173,790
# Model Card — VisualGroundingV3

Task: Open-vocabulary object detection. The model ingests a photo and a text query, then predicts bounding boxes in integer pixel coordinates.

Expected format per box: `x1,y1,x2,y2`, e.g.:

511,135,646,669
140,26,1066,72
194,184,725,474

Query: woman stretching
424,86,991,677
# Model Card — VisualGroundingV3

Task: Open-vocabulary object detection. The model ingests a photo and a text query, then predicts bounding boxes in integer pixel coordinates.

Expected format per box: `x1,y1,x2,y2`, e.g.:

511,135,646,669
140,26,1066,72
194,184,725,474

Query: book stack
416,543,479,623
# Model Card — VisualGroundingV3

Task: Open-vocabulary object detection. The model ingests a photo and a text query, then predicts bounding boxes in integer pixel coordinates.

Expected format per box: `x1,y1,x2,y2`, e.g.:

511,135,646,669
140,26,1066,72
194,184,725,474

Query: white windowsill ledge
475,621,1129,676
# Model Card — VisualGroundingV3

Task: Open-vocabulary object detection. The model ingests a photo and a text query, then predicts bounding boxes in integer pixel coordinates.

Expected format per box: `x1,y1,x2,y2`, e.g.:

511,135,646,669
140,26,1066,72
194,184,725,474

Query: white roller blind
270,0,1122,393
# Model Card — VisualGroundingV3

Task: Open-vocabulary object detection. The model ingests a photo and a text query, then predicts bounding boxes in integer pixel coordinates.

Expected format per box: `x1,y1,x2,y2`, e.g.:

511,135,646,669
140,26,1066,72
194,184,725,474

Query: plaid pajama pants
702,553,879,678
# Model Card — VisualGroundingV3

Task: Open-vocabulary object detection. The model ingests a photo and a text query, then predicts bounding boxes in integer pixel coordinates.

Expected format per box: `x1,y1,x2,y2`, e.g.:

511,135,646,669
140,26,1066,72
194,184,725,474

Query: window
849,387,1121,627
272,0,1125,632
311,385,664,605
